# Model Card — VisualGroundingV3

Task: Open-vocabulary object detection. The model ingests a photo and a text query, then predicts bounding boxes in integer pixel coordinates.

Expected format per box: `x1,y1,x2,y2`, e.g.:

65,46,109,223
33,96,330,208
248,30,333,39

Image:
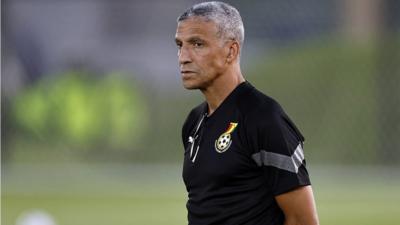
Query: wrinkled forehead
175,17,220,40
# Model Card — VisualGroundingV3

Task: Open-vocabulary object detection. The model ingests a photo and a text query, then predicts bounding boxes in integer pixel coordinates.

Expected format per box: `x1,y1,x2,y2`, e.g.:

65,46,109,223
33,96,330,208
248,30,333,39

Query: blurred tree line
2,37,399,164
2,0,399,165
2,72,149,162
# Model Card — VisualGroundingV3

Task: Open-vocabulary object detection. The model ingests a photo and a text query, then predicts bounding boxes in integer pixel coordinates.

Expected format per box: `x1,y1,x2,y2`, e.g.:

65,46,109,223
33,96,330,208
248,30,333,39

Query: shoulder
236,83,284,122
182,102,206,134
185,101,206,121
238,83,304,141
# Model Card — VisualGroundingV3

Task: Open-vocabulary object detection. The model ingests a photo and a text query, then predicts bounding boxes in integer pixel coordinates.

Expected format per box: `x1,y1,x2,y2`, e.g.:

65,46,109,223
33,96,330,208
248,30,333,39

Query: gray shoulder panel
251,144,305,173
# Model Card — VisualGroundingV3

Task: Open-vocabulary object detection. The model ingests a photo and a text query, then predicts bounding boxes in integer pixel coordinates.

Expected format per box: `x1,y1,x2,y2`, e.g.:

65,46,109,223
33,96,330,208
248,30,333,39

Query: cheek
207,54,226,73
194,49,227,77
201,52,225,69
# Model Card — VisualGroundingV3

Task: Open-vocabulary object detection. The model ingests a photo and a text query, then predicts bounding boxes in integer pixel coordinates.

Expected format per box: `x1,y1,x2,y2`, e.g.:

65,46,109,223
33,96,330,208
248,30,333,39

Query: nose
178,46,191,65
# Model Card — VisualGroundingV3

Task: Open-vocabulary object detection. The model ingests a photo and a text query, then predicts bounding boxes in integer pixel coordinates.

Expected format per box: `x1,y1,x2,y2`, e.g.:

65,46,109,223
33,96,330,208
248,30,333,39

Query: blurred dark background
2,0,400,225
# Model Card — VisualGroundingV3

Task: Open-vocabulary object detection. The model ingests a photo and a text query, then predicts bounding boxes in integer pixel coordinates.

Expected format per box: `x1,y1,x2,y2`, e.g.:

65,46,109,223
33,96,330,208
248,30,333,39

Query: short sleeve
247,104,311,196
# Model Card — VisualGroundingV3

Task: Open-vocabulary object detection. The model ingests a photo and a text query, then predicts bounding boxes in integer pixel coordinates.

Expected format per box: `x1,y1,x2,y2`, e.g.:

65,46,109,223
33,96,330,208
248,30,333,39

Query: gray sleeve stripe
251,144,305,173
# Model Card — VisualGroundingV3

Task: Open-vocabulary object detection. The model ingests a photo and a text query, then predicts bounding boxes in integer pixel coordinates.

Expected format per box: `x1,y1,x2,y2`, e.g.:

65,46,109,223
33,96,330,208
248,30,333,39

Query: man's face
175,18,230,90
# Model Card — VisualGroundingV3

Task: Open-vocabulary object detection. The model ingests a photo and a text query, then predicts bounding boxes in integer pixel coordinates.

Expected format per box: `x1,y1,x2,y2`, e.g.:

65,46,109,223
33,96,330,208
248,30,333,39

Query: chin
182,83,200,90
182,80,201,90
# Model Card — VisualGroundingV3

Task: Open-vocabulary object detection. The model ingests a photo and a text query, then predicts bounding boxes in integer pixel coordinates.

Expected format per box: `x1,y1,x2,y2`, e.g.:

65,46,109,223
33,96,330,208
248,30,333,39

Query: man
175,2,319,225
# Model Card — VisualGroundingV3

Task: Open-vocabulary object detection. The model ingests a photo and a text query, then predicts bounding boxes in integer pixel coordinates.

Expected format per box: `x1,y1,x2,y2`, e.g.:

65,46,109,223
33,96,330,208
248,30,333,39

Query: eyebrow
175,35,205,43
187,36,204,42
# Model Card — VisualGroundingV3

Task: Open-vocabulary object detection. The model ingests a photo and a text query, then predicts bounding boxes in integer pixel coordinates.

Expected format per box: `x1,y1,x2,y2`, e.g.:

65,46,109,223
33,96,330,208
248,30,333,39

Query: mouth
181,71,196,79
181,70,196,74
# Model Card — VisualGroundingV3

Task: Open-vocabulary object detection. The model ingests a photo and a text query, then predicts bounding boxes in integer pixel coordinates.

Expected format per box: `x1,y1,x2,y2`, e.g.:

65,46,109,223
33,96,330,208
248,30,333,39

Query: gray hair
177,1,244,47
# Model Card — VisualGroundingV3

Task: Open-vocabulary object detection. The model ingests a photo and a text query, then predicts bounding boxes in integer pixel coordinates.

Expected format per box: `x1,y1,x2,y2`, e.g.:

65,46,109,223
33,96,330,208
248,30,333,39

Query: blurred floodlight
15,210,57,225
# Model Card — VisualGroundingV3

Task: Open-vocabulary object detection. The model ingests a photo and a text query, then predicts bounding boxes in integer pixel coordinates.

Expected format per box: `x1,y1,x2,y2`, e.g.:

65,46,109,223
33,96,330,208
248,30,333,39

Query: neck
201,66,245,115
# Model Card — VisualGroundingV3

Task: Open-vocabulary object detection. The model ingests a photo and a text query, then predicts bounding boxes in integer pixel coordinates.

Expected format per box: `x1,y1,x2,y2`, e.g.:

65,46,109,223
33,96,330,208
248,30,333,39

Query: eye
193,42,203,47
175,40,182,49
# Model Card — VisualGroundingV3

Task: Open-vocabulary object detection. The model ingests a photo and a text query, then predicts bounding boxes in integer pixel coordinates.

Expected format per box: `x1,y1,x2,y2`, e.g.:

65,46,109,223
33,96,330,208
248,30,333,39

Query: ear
226,41,240,63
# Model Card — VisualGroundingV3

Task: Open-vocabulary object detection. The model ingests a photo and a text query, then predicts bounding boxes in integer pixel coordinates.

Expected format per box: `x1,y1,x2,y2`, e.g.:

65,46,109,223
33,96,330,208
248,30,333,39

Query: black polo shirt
181,81,311,225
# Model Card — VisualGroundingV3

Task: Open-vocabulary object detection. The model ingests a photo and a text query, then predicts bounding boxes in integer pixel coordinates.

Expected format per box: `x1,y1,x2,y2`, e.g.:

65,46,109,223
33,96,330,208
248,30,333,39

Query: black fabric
181,81,311,225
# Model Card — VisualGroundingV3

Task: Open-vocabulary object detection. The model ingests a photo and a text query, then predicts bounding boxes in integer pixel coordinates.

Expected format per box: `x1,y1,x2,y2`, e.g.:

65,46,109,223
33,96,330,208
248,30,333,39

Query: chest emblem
215,122,238,153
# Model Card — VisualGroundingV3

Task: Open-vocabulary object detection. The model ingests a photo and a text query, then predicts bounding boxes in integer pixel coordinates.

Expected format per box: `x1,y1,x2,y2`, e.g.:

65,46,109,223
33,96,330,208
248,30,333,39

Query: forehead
175,18,219,40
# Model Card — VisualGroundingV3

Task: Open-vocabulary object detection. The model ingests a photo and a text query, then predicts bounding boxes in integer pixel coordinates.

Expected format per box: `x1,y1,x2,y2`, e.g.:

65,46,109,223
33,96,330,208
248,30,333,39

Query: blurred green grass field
3,164,400,225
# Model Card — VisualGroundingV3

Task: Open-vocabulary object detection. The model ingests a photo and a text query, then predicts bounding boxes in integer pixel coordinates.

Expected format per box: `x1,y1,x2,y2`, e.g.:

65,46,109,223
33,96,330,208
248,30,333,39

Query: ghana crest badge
215,122,238,153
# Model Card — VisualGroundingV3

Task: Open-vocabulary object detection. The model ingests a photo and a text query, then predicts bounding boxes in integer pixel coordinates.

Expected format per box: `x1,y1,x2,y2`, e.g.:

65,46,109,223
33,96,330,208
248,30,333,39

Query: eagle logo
215,122,238,153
